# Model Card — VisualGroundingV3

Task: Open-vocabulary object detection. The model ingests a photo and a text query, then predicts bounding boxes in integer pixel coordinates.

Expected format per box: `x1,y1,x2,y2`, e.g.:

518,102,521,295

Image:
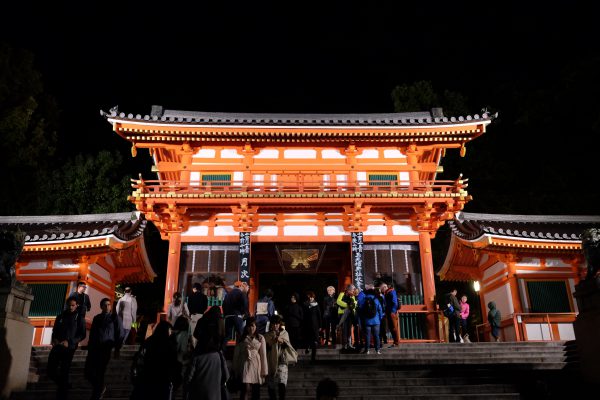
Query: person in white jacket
117,287,137,343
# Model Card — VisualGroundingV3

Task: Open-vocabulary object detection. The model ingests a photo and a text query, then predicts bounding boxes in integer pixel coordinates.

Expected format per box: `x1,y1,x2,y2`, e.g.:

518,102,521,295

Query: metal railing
397,309,445,342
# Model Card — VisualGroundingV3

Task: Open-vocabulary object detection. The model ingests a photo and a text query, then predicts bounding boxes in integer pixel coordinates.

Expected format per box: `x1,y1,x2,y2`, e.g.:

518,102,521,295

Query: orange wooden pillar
479,288,488,341
419,231,438,340
164,232,182,312
505,255,523,314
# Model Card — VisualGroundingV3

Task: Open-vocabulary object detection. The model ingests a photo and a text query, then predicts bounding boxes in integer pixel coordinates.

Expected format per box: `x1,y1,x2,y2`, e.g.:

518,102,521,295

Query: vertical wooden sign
351,232,364,290
239,232,251,282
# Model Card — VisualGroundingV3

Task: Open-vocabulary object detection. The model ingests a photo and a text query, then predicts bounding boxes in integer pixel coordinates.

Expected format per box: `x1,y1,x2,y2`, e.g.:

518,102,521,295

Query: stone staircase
11,341,585,400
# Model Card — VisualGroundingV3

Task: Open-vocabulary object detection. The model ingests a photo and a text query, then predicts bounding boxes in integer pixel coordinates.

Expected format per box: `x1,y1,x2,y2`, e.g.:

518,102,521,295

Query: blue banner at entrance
351,232,364,290
239,232,250,282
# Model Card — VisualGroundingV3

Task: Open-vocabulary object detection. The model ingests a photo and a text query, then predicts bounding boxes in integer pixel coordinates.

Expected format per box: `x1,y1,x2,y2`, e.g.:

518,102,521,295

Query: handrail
475,312,578,342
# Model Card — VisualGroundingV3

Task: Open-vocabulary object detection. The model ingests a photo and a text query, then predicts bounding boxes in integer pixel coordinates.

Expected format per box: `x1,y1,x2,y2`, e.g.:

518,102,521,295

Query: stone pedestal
0,284,34,399
573,278,600,385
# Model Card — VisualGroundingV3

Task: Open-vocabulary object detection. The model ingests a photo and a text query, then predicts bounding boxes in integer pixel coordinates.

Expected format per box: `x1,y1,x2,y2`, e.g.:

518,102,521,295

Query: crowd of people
48,280,347,400
48,279,495,399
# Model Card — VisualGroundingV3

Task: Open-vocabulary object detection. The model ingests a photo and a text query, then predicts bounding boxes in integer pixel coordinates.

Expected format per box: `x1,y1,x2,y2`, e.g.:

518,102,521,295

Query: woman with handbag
264,315,295,400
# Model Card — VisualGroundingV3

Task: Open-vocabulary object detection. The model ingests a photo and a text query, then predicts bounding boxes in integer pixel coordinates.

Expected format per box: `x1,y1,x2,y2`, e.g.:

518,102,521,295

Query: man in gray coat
116,287,137,343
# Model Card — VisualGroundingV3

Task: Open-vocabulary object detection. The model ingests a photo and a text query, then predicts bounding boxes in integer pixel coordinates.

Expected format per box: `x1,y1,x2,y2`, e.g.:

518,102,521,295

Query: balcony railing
131,178,468,197
474,312,578,342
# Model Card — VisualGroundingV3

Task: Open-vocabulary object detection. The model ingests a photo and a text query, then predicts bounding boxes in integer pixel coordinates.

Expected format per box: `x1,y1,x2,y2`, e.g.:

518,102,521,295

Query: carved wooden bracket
342,144,363,157
237,143,260,157
410,202,461,238
497,252,521,265
231,203,259,232
342,202,371,232
140,203,190,239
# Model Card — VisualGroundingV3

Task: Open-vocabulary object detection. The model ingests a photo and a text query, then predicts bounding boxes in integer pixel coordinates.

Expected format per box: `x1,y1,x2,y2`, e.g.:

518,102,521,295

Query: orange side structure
1,212,156,345
439,212,600,342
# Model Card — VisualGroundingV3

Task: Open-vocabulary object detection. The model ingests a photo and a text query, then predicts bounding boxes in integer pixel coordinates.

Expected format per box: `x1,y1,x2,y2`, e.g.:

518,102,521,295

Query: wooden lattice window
526,280,572,313
180,244,240,301
28,283,68,317
201,173,231,186
368,173,398,186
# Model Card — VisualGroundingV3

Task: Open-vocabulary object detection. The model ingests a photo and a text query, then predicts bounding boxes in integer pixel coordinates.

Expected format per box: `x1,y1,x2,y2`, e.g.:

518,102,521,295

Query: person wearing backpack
360,286,383,355
255,289,275,334
353,286,366,351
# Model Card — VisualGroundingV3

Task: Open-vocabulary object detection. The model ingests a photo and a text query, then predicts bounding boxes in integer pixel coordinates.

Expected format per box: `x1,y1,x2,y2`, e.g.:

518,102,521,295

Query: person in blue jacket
381,283,400,347
360,286,384,355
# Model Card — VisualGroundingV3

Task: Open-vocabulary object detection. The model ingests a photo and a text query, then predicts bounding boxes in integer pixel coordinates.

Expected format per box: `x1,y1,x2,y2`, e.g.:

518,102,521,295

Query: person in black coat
187,282,208,347
222,280,249,346
303,291,322,362
85,298,124,400
445,288,462,343
322,286,338,348
66,281,91,318
48,297,86,400
284,293,303,350
130,321,179,400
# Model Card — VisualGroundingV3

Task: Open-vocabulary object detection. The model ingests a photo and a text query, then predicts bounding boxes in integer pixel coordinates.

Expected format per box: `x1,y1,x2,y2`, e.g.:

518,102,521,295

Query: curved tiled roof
101,105,496,127
0,212,147,243
449,212,600,242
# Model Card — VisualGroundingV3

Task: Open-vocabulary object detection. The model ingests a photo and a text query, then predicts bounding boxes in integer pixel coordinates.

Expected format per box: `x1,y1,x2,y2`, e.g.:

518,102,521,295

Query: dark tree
41,150,133,215
0,42,59,215
391,80,470,117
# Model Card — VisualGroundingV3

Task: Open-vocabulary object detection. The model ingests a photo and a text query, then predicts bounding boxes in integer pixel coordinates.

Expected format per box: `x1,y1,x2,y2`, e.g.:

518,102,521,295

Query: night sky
2,1,599,215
